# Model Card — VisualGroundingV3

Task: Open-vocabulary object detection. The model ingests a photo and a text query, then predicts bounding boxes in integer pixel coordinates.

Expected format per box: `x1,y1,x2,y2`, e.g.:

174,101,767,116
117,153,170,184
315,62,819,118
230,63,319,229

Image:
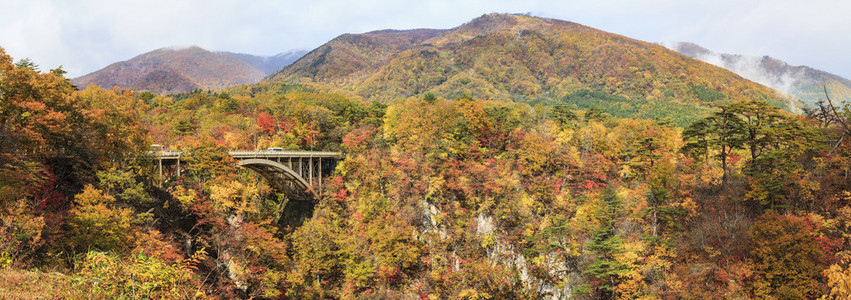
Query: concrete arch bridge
151,149,342,201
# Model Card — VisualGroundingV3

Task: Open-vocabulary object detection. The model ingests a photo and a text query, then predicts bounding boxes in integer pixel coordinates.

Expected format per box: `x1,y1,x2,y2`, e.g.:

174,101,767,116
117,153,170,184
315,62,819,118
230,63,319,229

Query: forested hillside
3,43,851,299
272,14,799,126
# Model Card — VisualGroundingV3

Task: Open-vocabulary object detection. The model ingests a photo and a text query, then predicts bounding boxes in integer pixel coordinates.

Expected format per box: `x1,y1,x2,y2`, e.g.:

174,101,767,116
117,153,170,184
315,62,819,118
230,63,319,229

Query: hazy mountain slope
664,41,851,107
73,46,269,94
270,14,797,124
224,50,307,75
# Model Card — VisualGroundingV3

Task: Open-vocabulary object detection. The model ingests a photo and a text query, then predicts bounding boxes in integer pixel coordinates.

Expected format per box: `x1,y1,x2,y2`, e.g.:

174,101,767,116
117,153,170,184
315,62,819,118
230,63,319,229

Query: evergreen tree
584,188,630,299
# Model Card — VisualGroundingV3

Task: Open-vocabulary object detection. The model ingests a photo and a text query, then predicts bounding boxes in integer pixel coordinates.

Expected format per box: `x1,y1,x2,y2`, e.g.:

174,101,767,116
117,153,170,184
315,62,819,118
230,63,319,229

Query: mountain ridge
223,50,307,75
72,46,305,94
663,41,851,107
269,13,800,124
274,28,447,83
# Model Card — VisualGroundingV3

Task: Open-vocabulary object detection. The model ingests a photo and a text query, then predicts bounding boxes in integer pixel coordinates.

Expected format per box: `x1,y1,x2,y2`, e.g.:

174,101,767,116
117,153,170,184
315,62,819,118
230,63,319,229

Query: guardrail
228,150,342,158
148,150,342,159
148,150,185,158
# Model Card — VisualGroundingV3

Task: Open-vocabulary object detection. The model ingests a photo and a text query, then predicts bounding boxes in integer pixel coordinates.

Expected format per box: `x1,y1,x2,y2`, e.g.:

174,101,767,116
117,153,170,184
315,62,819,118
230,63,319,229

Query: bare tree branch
823,86,850,155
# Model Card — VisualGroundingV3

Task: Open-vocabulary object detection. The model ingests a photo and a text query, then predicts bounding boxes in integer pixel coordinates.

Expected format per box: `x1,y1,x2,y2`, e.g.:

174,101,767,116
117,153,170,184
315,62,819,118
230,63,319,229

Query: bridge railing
228,150,342,159
148,150,185,159
147,150,343,159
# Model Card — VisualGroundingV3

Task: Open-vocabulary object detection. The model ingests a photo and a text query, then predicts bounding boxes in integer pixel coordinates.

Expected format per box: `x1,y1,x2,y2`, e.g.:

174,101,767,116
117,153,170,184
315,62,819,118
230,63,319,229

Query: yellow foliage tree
67,185,135,253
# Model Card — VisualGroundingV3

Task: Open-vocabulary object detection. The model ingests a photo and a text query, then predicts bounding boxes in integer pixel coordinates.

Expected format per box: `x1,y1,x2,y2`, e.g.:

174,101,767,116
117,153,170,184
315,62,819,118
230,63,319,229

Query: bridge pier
152,150,184,185
319,158,322,195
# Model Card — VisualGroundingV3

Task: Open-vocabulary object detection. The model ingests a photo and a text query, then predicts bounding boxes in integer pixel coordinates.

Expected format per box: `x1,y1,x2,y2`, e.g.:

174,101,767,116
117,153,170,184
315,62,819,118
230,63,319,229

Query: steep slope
73,46,270,94
664,41,851,107
278,28,446,82
270,14,798,124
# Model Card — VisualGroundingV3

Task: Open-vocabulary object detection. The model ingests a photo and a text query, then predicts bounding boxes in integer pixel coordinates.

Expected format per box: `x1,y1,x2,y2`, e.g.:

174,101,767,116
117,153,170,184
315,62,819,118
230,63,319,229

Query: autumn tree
66,185,135,253
0,47,84,204
749,212,837,298
729,100,816,208
549,103,578,128
0,49,148,267
682,104,745,186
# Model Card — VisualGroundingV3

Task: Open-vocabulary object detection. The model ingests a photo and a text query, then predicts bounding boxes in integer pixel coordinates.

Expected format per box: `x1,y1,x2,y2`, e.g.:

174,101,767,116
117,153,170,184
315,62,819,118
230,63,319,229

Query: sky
1,0,849,79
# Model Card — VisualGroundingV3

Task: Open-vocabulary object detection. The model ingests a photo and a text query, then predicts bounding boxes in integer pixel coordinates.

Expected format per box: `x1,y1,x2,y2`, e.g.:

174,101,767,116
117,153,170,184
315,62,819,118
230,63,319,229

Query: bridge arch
238,158,317,200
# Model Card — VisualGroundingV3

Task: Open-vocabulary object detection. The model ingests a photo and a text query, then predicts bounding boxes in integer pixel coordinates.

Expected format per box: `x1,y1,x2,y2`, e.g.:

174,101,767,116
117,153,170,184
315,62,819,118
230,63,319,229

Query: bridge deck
149,150,185,159
229,150,342,159
149,150,342,160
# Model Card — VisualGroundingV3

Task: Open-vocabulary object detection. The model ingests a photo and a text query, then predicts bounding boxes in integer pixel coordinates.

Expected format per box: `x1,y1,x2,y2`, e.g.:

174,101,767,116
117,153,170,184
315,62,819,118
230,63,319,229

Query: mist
661,41,851,108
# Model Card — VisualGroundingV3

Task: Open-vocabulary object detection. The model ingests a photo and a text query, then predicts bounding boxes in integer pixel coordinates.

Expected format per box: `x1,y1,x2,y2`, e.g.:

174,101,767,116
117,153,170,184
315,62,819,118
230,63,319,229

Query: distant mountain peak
72,46,306,94
223,50,308,76
162,45,206,51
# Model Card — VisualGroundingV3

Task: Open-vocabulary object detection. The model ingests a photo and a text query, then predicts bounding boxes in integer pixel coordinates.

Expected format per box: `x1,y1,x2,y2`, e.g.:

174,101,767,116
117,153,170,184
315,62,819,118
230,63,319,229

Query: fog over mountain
663,41,851,107
224,50,308,75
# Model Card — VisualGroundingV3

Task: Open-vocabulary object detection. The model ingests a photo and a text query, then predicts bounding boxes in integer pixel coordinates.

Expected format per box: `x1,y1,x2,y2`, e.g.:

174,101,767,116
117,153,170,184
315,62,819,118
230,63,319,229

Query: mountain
663,41,851,107
223,50,308,75
275,28,447,83
269,14,799,124
72,46,305,94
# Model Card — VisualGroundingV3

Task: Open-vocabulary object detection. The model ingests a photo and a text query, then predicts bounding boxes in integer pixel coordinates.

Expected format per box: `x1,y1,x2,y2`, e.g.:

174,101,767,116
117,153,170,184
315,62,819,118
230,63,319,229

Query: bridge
151,149,342,201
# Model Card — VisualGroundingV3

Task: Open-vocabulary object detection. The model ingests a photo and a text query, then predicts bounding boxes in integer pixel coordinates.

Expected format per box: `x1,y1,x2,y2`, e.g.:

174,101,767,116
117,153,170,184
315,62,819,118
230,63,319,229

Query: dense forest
2,30,851,300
